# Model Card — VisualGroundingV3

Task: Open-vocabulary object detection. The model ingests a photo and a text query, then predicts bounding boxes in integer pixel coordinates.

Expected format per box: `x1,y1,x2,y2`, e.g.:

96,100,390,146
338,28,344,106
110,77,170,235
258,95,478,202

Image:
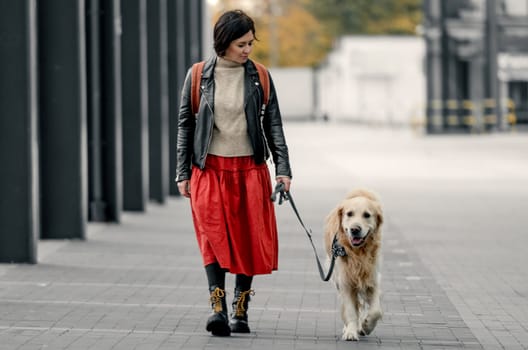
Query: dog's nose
349,226,361,236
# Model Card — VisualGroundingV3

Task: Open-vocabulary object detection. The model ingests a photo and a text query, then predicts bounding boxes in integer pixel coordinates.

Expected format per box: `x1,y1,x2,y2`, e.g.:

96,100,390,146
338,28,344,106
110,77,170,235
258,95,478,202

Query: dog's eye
363,212,371,218
346,211,354,217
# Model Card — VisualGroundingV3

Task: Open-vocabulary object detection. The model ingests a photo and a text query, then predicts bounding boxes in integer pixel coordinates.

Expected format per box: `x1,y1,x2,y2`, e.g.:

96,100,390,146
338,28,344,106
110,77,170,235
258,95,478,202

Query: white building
316,36,426,126
269,67,316,120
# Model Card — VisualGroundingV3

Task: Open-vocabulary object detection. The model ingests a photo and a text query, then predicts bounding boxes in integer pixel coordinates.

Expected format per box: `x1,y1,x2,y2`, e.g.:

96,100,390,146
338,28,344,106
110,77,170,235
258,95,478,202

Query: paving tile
2,124,528,349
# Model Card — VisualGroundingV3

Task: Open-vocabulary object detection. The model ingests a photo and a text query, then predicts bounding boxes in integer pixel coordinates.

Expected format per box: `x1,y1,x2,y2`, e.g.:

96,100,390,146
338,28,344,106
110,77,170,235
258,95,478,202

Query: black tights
235,274,253,291
205,262,226,289
205,262,253,291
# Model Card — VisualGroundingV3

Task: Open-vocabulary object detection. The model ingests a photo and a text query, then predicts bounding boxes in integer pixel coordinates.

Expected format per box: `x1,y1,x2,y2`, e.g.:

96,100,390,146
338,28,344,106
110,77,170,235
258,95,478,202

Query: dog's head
326,189,383,249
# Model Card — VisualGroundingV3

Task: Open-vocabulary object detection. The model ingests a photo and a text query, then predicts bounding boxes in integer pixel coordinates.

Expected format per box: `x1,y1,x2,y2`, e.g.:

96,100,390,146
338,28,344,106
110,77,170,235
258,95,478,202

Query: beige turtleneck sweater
208,57,254,157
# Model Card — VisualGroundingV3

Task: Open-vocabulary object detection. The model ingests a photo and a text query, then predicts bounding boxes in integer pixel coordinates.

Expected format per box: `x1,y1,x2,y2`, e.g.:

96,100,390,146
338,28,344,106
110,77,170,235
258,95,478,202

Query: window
501,0,528,16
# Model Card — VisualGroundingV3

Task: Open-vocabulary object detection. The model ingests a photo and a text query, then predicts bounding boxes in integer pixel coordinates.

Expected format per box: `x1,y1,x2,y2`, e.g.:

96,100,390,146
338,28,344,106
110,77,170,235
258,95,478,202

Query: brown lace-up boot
206,286,231,336
229,289,254,333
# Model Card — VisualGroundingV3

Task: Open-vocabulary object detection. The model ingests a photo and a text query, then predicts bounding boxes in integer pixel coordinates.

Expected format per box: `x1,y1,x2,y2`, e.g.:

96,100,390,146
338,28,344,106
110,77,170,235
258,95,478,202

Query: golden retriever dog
324,189,384,341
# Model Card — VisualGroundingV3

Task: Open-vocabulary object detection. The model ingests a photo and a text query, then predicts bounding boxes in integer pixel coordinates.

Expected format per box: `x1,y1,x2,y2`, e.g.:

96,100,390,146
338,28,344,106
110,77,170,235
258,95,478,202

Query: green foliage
306,0,422,35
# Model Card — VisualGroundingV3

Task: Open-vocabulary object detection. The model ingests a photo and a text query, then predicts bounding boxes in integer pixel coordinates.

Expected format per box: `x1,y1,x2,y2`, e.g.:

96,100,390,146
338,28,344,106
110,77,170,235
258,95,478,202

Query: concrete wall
269,67,315,120
317,36,426,126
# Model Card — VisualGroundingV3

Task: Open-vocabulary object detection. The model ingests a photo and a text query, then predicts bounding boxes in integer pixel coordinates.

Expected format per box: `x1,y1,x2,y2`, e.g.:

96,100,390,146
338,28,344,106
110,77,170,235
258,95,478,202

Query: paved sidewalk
1,123,527,349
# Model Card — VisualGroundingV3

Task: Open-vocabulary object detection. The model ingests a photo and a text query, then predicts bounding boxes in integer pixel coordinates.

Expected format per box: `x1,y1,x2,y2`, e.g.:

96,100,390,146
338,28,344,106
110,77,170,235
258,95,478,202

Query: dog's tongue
352,237,363,245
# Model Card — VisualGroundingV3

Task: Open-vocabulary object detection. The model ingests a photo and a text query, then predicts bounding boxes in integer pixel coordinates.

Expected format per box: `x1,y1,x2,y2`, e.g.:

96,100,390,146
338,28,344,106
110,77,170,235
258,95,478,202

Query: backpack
190,60,270,116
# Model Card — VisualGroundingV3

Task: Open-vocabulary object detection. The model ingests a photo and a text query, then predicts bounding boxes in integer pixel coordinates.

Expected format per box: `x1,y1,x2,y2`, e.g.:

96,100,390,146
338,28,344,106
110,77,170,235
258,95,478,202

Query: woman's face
223,30,254,64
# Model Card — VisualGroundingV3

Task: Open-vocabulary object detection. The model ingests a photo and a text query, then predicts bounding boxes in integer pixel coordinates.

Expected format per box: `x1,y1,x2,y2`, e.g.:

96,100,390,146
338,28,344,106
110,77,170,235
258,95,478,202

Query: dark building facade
0,0,205,263
424,0,528,133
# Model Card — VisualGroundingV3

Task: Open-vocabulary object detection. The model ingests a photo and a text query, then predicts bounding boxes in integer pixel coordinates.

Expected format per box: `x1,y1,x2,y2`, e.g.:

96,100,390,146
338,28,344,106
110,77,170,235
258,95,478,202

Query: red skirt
190,155,278,275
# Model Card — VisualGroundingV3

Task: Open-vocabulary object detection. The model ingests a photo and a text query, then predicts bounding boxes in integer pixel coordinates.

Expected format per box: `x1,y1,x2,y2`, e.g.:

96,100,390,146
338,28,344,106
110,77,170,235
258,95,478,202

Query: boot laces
234,289,255,317
210,287,225,313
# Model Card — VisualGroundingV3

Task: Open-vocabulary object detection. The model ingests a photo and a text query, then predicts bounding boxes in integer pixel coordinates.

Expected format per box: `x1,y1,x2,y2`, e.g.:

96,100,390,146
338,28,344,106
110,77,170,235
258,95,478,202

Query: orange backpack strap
190,61,205,115
254,61,270,106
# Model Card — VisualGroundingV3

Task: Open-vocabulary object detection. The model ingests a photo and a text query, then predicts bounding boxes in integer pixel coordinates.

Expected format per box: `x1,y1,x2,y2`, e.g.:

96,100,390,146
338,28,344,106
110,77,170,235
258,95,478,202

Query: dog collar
332,233,347,258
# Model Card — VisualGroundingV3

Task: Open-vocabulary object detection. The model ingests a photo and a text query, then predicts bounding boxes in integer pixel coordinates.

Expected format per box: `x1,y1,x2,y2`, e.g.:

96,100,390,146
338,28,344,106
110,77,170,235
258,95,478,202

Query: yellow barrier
506,99,517,125
425,99,517,130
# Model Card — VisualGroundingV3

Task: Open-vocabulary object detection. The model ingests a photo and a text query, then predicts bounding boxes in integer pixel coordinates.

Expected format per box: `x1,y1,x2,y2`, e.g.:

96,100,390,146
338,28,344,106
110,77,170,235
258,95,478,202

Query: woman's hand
177,180,191,198
276,176,291,192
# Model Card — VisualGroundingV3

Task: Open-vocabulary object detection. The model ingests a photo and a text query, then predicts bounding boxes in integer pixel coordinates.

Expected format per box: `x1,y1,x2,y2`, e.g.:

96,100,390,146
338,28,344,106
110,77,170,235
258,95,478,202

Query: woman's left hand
276,176,291,192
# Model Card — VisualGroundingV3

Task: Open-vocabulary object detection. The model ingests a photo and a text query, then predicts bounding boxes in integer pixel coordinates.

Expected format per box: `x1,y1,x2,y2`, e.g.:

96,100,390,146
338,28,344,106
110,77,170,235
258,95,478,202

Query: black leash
271,183,346,282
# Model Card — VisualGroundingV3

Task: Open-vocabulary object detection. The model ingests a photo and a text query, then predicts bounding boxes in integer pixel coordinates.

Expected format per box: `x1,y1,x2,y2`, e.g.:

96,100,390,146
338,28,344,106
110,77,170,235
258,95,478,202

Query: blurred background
204,0,528,132
1,0,527,263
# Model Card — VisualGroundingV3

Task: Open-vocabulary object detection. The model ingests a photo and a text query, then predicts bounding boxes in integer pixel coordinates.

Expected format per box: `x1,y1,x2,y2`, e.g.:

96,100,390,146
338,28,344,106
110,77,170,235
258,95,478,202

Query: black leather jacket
175,55,292,182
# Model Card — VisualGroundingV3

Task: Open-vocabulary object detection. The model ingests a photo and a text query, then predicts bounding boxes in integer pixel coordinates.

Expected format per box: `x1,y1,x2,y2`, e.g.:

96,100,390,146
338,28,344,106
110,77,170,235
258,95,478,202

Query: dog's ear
325,204,344,235
373,202,384,227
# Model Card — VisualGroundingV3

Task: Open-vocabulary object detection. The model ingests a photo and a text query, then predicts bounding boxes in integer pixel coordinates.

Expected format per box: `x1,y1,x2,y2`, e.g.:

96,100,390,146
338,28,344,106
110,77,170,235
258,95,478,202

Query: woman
175,9,292,336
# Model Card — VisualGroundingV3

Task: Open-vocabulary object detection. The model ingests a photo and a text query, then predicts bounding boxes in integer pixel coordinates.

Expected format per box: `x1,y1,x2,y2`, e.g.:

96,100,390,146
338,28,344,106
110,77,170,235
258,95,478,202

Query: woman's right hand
177,180,191,198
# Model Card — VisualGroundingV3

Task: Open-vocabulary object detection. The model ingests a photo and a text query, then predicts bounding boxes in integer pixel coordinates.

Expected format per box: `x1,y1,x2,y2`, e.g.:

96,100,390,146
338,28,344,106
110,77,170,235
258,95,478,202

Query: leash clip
331,234,347,258
332,244,347,258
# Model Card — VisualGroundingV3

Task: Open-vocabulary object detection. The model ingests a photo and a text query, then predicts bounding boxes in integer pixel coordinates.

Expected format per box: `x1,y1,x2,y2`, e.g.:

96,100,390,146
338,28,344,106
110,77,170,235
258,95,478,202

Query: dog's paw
342,325,359,341
361,311,382,335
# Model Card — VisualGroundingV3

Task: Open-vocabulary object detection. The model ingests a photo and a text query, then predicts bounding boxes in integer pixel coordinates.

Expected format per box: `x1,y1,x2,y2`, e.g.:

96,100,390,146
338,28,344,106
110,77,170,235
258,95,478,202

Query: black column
86,0,123,222
38,0,88,239
0,0,39,262
189,0,203,62
182,1,195,67
167,0,204,196
100,0,123,221
168,0,187,195
485,0,500,131
86,0,105,220
424,0,445,133
147,0,169,203
121,0,149,211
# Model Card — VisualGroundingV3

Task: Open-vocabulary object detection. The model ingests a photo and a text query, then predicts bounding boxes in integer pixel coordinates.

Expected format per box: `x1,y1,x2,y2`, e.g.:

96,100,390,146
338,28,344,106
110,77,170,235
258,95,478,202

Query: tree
252,2,333,67
306,0,422,36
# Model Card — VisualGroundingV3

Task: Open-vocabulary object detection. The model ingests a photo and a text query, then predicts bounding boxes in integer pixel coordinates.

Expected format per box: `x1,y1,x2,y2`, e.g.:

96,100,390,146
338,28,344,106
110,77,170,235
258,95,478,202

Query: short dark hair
213,10,257,56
